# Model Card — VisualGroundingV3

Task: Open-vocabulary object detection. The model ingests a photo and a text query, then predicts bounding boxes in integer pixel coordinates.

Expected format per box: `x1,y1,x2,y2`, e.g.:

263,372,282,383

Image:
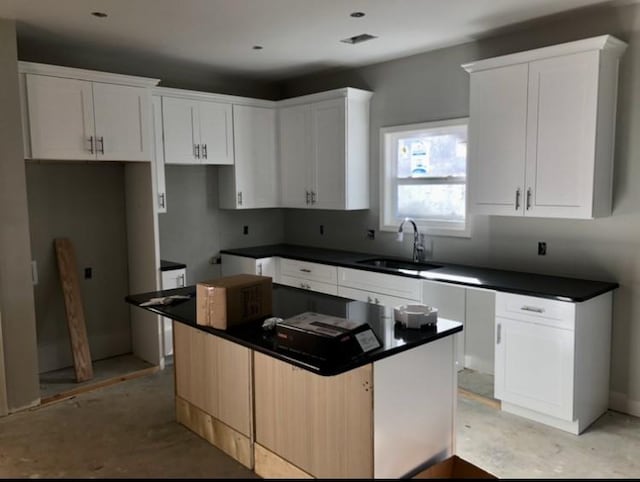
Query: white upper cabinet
278,88,372,210
161,95,233,165
463,35,627,219
219,104,279,209
20,62,158,161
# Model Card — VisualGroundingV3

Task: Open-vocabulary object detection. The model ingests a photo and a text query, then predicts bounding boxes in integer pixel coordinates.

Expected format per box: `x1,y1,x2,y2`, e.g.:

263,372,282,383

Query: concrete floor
1,366,640,478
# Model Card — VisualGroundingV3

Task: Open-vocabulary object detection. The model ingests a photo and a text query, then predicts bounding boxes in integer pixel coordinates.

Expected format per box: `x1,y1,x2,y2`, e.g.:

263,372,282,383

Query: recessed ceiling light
340,33,377,45
350,12,365,18
91,12,108,18
252,45,263,50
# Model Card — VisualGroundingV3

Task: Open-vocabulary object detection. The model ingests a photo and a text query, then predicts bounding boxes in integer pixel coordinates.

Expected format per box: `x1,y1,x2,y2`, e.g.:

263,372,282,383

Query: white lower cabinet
221,254,277,279
160,267,186,358
338,267,422,302
494,291,612,434
279,258,338,296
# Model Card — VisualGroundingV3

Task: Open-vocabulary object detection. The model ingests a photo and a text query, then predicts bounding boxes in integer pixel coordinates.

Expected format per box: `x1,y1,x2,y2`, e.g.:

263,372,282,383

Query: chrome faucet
397,217,426,262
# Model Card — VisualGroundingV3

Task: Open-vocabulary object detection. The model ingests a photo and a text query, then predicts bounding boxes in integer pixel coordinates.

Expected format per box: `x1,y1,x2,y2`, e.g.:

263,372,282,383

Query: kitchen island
126,283,462,478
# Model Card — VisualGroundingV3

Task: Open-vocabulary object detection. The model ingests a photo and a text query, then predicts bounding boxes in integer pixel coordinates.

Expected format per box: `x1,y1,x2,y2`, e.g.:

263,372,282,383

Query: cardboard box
413,455,496,479
196,274,272,330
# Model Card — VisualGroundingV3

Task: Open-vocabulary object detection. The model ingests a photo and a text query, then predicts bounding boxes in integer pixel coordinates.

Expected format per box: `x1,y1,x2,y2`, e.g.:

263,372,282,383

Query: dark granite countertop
220,244,618,302
160,259,187,271
125,284,462,376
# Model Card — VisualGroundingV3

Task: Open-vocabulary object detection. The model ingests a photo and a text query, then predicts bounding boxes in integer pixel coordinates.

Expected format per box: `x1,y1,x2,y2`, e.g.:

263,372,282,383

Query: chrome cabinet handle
311,191,316,204
159,193,166,209
88,136,94,154
305,190,310,205
526,188,532,210
257,264,263,276
194,144,200,159
178,274,185,287
299,283,310,289
237,192,243,205
497,323,502,344
374,297,380,304
515,188,521,210
367,296,372,303
521,305,545,313
97,136,105,154
299,268,311,273
202,144,207,159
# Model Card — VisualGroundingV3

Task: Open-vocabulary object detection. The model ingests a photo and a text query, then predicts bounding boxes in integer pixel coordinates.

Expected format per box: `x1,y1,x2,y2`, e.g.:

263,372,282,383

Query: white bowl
394,304,438,329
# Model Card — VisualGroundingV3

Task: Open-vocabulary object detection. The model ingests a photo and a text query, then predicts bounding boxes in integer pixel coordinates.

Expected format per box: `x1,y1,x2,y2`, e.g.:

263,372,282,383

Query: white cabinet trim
19,61,159,87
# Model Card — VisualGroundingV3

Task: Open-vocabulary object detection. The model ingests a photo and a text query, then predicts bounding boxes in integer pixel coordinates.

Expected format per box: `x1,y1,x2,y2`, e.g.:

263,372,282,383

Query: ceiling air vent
340,33,377,45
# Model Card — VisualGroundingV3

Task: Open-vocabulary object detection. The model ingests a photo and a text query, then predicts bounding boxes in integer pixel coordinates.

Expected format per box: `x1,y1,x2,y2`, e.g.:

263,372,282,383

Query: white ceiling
0,0,624,80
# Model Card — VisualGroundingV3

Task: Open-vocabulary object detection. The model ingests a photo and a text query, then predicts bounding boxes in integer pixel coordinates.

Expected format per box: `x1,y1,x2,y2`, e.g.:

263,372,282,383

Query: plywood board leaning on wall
54,238,93,382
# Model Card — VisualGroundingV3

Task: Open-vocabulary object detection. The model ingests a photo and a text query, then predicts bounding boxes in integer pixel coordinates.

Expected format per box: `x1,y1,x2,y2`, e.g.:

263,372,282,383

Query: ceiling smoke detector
340,33,377,45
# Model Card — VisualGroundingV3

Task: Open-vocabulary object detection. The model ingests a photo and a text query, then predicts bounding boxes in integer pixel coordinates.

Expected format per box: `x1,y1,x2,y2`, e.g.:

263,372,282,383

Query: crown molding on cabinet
18,61,160,87
462,34,627,73
153,86,276,108
276,87,373,108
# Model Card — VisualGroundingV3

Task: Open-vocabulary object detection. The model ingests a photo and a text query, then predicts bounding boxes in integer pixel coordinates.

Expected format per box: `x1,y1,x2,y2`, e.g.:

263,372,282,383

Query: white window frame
379,117,470,238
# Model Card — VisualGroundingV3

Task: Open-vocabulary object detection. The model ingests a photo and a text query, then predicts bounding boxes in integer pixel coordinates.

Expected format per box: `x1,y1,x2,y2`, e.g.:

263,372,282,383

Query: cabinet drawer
495,292,575,330
280,258,337,284
280,275,338,296
338,267,421,301
161,268,186,289
338,286,414,309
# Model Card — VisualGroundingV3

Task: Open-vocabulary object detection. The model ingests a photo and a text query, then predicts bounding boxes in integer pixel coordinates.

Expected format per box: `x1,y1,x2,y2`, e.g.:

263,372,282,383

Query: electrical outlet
210,255,221,265
320,225,324,235
367,229,375,240
538,242,547,256
243,225,249,235
84,267,93,279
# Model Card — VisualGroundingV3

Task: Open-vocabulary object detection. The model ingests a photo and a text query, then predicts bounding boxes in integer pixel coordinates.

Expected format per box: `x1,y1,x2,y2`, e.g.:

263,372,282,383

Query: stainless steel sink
356,258,442,271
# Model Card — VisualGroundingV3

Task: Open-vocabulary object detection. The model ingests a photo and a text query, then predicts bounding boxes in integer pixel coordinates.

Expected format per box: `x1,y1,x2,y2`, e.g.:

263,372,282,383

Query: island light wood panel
54,238,93,382
253,351,373,478
173,322,252,436
254,443,313,479
176,396,252,468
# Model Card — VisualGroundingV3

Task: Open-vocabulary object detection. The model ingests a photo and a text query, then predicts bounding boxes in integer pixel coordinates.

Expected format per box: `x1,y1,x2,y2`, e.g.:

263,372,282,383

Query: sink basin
356,258,442,271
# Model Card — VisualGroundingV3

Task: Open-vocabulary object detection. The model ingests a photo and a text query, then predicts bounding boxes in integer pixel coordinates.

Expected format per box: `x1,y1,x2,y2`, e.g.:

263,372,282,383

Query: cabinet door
525,51,599,218
198,100,234,165
494,316,574,420
279,104,311,208
312,98,346,209
160,268,186,357
254,352,373,478
162,96,199,164
25,74,95,160
152,96,167,213
93,82,151,161
232,105,278,207
468,64,528,215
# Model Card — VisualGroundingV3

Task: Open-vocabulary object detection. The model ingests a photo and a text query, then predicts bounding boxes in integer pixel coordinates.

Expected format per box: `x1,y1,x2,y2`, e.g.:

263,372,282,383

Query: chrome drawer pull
299,268,311,273
521,305,545,313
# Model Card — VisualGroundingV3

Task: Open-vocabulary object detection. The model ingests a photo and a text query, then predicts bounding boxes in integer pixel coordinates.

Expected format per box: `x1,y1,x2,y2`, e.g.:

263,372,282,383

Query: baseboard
609,391,640,417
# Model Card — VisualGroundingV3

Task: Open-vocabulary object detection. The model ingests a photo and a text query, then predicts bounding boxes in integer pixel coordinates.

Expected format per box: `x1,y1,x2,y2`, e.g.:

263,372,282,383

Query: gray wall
280,2,640,410
26,163,131,373
0,18,40,411
158,165,284,284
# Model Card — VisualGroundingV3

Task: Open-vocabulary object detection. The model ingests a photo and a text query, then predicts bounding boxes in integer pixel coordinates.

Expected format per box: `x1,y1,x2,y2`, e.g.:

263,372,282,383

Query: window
380,118,469,237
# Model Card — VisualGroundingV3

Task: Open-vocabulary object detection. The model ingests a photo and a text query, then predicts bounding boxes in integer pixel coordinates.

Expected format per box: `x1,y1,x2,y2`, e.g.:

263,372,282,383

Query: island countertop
126,283,462,376
220,243,618,302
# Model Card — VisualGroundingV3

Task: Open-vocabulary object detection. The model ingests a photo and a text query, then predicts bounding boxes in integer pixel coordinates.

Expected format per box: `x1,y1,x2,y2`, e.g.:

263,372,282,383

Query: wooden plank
54,238,93,382
39,365,159,406
0,310,8,416
254,443,313,479
458,387,501,410
215,336,251,437
176,396,252,468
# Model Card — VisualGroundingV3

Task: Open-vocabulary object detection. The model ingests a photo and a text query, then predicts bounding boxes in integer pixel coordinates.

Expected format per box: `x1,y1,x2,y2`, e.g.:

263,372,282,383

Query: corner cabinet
218,104,279,209
19,62,159,161
463,35,627,219
494,291,613,434
279,88,372,210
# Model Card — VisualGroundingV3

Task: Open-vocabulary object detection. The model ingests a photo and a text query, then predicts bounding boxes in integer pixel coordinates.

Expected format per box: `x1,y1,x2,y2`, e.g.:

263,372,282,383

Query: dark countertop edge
125,293,463,376
160,260,187,271
220,245,619,302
